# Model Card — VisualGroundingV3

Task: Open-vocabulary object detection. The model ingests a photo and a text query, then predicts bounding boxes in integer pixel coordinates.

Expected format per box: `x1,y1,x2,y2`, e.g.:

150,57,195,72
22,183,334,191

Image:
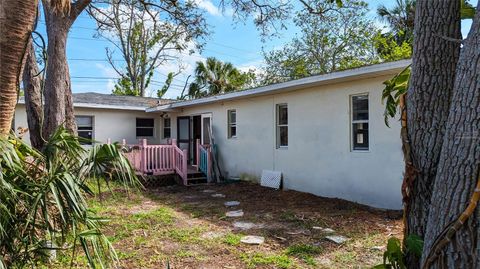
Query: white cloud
194,0,222,17
95,63,118,93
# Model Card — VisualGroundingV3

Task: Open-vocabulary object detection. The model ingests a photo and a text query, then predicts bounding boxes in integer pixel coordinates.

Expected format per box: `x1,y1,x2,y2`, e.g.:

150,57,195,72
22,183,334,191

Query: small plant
0,128,139,268
373,235,423,269
223,233,242,246
285,244,322,265
240,252,293,269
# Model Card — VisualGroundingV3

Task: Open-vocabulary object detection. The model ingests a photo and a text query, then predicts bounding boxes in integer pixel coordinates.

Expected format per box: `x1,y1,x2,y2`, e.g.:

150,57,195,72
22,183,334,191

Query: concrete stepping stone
202,189,216,193
201,231,226,239
312,226,335,233
211,193,226,198
226,210,244,217
325,235,349,244
233,221,256,230
240,235,265,245
224,201,240,207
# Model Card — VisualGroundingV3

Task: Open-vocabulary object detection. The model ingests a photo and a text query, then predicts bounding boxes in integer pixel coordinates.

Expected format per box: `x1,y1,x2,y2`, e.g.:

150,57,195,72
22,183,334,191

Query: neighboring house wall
14,105,167,145
167,74,403,209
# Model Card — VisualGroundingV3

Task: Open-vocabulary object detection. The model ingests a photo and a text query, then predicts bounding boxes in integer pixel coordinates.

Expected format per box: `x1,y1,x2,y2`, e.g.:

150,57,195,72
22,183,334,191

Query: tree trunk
40,0,92,139
405,0,461,267
0,0,38,137
422,4,480,267
42,6,72,139
22,40,44,149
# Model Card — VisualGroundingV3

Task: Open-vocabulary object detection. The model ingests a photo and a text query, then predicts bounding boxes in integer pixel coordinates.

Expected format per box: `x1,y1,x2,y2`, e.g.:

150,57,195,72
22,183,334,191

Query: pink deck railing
114,138,188,185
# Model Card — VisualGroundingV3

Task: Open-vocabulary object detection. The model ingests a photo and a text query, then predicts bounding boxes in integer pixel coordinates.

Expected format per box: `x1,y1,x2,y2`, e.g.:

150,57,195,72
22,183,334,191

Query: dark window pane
229,110,236,124
278,105,288,125
279,126,288,147
352,95,368,121
353,123,369,150
136,118,154,127
136,128,154,137
78,126,92,131
163,128,171,138
230,126,236,137
78,131,93,145
164,118,171,128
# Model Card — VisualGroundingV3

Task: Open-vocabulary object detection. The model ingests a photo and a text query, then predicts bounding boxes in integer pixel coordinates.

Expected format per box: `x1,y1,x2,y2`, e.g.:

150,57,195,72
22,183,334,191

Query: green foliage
223,233,242,246
285,244,322,265
240,252,293,269
405,234,423,257
374,32,412,62
112,77,141,96
262,0,380,84
461,0,476,19
188,57,256,98
382,66,411,127
157,72,175,98
0,127,139,268
373,235,423,269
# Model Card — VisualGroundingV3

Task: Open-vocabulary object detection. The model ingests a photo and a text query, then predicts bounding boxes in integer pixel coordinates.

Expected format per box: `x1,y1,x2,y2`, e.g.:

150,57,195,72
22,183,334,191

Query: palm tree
188,57,254,98
0,127,139,267
377,0,416,43
0,0,39,136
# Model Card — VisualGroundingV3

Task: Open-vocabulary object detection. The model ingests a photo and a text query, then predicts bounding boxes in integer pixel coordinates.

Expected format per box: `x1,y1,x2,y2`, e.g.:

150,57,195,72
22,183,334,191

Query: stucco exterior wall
14,105,167,145
168,74,404,209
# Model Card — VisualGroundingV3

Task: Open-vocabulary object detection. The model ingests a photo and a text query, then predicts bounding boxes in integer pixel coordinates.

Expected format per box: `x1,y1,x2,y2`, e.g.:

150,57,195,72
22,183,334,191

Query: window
163,118,171,138
276,104,288,148
227,110,237,138
351,94,369,151
76,116,94,145
136,118,155,137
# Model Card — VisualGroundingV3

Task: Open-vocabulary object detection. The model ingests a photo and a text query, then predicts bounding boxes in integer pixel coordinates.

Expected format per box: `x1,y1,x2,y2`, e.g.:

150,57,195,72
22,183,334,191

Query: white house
14,59,410,209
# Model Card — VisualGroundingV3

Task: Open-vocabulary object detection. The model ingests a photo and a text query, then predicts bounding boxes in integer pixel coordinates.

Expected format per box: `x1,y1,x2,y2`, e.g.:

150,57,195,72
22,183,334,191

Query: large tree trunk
0,0,38,137
23,40,44,149
404,1,461,267
42,5,72,139
421,4,480,268
41,0,91,139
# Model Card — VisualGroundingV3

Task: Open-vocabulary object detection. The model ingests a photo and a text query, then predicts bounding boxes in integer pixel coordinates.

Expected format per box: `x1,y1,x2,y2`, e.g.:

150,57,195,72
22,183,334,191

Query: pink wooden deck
117,139,188,185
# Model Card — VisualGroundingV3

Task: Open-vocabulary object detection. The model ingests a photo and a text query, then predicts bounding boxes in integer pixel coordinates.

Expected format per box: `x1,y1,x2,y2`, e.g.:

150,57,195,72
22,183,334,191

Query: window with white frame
227,109,237,138
351,94,369,151
163,118,171,138
76,116,94,145
276,104,288,148
136,118,155,137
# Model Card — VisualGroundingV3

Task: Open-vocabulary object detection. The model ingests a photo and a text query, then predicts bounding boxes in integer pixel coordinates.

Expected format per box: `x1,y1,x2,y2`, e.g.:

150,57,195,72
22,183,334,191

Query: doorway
177,115,203,164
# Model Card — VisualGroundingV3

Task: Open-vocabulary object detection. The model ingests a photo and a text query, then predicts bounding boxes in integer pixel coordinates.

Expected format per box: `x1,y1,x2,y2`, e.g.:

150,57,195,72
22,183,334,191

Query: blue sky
35,0,475,99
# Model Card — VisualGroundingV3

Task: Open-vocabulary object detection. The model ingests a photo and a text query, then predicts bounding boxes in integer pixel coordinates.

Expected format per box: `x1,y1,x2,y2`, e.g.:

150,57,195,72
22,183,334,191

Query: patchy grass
240,252,293,269
223,232,243,246
286,243,322,265
42,181,401,268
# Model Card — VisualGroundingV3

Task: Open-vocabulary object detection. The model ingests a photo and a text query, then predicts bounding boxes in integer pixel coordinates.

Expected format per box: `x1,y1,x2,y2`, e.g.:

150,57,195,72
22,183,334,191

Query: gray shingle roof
73,92,173,108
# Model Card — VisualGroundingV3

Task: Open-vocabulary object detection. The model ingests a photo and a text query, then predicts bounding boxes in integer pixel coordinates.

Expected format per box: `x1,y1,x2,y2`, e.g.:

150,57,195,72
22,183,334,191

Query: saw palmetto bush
0,127,140,268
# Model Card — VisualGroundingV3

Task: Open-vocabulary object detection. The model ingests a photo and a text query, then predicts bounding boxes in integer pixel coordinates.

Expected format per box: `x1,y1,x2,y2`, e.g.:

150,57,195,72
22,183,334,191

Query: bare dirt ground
51,181,403,268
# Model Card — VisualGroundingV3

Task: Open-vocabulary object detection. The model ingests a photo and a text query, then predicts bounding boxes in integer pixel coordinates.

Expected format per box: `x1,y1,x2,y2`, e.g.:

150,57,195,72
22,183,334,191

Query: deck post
182,149,188,185
171,138,177,170
106,138,111,144
196,139,200,171
141,139,147,173
122,139,126,146
207,147,212,182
